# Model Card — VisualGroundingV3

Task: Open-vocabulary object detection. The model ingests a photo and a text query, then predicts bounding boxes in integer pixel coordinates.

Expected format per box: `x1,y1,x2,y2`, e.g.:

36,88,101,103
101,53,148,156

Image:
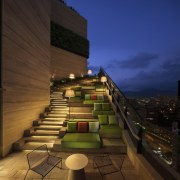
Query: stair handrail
99,67,142,153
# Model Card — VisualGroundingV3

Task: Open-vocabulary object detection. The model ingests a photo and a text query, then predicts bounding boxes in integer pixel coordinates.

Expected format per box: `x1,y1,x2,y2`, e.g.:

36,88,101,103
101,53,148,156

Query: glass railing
99,67,180,179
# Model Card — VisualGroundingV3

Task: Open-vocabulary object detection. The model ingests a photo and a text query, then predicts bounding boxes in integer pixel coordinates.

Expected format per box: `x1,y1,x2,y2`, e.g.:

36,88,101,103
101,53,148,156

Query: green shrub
51,21,89,58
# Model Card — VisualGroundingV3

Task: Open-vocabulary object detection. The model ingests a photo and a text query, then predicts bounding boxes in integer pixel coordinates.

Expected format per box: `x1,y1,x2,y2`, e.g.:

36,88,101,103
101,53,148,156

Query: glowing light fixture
100,76,107,94
65,89,75,119
69,73,75,79
87,69,92,75
101,76,107,83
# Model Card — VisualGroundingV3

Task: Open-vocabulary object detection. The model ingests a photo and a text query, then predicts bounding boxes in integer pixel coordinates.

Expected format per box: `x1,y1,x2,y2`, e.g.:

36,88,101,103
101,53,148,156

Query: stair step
23,142,54,150
50,110,68,113
50,105,68,108
51,93,63,96
44,117,66,121
50,102,68,106
25,136,59,143
31,131,59,136
46,114,67,117
51,101,67,103
51,107,69,110
34,126,62,130
52,91,63,94
51,99,67,101
39,121,63,125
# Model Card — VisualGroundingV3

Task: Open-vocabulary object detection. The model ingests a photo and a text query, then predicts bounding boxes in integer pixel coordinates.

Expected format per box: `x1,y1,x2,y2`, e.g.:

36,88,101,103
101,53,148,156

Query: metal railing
99,67,143,153
99,67,180,179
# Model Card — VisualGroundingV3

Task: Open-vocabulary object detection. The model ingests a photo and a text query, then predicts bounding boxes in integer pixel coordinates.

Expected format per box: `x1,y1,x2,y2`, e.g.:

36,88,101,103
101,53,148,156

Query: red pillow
91,94,97,100
78,122,88,132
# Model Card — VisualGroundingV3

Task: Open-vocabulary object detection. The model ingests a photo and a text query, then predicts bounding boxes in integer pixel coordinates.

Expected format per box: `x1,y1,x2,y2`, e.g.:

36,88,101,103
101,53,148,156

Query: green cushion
98,115,108,125
99,125,122,138
94,103,102,111
85,94,91,100
72,87,81,90
108,115,118,125
82,86,95,90
75,91,81,97
67,122,77,132
83,100,104,104
89,122,99,132
97,94,104,100
102,103,110,110
70,119,98,122
92,110,115,116
61,133,101,148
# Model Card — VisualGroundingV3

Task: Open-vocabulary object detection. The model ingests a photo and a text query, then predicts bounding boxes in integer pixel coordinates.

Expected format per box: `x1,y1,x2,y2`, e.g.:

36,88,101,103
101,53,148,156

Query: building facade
0,0,88,157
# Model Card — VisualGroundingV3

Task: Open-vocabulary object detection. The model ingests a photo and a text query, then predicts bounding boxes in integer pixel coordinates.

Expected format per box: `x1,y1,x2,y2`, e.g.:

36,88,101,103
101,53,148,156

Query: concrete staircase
13,91,68,151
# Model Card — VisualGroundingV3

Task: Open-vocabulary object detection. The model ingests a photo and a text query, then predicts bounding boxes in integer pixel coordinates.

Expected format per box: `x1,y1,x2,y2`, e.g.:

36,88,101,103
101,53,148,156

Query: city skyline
67,0,180,95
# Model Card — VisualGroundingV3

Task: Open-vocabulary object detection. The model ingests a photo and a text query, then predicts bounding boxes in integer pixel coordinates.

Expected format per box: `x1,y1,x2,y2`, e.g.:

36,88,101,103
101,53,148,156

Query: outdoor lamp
69,73,75,79
100,76,107,94
87,69,92,75
100,76,107,83
65,89,75,119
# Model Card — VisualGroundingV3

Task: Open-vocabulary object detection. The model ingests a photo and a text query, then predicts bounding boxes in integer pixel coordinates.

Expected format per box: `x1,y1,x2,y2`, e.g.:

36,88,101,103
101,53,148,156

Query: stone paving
0,151,141,180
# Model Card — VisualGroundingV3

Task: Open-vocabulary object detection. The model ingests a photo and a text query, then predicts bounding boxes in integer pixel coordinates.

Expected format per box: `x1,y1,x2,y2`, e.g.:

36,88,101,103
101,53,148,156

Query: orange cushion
91,94,97,100
78,122,88,132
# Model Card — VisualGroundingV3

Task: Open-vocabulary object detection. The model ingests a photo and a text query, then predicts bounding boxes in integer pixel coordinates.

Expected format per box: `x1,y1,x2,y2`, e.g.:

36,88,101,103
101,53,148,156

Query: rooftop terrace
0,68,180,179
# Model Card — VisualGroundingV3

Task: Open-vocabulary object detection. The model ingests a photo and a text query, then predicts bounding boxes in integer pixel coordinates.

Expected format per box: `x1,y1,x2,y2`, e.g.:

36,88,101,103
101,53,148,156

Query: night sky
66,0,180,95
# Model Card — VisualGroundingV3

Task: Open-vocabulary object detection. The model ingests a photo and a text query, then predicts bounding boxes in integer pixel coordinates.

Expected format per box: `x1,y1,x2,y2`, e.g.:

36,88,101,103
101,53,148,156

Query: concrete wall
51,0,87,38
123,131,163,180
51,46,87,79
1,0,50,156
51,0,88,80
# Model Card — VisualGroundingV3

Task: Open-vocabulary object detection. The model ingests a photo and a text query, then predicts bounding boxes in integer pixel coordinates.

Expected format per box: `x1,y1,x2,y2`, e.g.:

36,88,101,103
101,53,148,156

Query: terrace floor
0,151,141,180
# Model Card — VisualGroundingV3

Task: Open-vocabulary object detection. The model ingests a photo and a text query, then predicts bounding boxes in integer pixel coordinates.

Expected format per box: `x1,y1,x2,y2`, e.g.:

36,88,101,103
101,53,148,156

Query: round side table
65,153,88,180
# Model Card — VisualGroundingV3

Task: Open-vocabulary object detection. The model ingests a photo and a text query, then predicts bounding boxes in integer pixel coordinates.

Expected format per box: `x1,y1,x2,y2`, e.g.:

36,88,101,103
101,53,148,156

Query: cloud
120,53,159,69
117,57,180,92
104,52,159,70
162,57,180,73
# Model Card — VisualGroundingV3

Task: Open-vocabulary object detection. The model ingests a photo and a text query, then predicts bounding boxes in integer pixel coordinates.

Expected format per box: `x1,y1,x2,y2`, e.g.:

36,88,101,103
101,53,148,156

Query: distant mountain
123,88,177,98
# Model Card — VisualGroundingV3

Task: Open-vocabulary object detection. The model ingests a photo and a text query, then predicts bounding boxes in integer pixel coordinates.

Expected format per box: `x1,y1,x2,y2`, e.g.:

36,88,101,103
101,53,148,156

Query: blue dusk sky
66,0,180,93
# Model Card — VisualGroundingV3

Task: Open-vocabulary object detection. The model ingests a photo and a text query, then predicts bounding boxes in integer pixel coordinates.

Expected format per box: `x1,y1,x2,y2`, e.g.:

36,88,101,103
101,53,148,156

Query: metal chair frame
93,154,125,179
24,144,62,179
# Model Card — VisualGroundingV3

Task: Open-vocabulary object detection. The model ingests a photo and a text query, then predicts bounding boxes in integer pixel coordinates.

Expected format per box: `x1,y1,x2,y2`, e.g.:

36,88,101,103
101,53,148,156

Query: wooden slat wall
51,46,87,79
2,0,50,156
51,0,88,80
51,0,87,38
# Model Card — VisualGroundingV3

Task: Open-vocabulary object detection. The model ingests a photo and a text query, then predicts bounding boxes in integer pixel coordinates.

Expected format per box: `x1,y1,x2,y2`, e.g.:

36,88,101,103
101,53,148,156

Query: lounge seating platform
61,133,101,149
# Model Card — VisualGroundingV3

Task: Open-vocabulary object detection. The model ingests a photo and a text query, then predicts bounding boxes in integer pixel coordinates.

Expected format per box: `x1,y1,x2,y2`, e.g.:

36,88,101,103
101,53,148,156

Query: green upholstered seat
92,103,114,116
97,94,104,100
108,115,118,125
61,133,101,148
89,122,99,132
83,100,105,104
102,103,110,110
67,122,77,132
85,94,91,100
92,110,114,116
83,94,105,104
75,91,82,97
70,119,98,122
94,103,102,110
99,125,122,138
98,115,108,125
82,86,95,90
